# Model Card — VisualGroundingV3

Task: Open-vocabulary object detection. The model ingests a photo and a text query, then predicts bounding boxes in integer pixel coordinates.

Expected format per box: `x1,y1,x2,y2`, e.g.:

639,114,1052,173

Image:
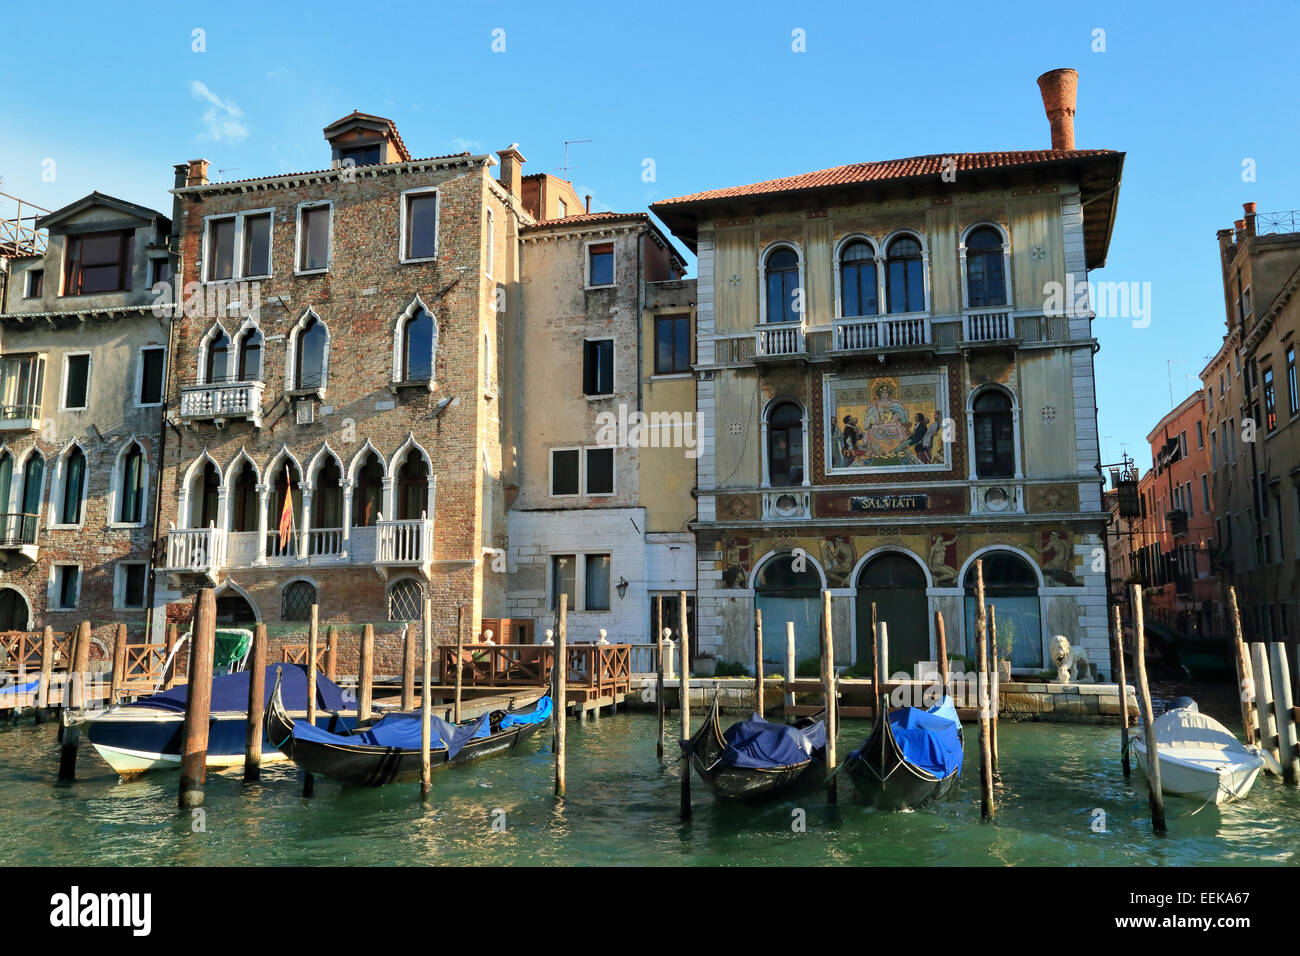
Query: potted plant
996,619,1016,681
692,652,717,677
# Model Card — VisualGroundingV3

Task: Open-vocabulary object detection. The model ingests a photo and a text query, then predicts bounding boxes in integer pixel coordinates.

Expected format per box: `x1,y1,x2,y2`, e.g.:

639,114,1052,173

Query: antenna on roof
559,140,591,179
217,168,240,183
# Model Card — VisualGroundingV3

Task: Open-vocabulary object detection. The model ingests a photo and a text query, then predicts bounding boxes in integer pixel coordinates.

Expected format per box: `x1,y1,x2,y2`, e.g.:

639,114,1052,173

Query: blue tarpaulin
499,695,552,728
134,664,348,715
0,678,39,697
292,710,492,759
887,697,963,779
718,713,825,770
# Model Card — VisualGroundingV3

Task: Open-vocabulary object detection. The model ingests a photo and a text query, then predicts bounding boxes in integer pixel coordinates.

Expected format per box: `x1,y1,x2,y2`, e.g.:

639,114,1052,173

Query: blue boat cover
0,678,39,697
887,697,963,779
718,713,825,770
133,664,348,715
291,710,492,760
498,695,552,728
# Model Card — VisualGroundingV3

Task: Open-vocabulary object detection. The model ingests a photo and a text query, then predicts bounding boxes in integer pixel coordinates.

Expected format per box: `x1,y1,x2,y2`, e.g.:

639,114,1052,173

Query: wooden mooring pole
56,621,91,781
871,601,880,711
454,606,465,724
110,622,127,706
1131,584,1166,834
935,610,949,699
303,604,319,797
401,622,415,711
554,594,567,798
358,624,374,722
784,622,796,712
326,626,338,682
679,590,691,821
974,560,994,822
244,623,267,781
179,589,217,808
988,603,1000,774
754,608,764,717
1227,587,1256,745
1112,604,1131,777
822,590,837,804
35,625,53,725
1250,642,1279,767
1269,642,1299,785
656,623,666,762
165,623,179,689
420,596,433,798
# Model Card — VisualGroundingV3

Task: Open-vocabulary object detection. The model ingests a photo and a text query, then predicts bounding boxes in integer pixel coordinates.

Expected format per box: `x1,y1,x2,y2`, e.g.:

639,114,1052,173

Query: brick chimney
1036,68,1078,151
584,194,592,214
498,144,525,196
1243,202,1257,237
185,158,210,187
1235,219,1247,242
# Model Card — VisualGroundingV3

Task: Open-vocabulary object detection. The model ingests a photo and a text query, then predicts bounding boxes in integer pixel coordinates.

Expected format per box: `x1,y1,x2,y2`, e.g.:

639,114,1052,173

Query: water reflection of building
652,69,1125,679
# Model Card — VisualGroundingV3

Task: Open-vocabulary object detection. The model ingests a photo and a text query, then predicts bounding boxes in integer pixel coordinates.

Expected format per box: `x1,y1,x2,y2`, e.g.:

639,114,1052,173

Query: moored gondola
682,695,827,803
264,666,551,786
844,695,963,811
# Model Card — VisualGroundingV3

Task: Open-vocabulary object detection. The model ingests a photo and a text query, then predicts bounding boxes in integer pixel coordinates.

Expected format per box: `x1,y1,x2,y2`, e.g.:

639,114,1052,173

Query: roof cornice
170,154,491,198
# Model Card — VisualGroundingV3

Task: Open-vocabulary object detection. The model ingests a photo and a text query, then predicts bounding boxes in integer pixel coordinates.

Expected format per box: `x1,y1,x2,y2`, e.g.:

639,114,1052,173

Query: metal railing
0,513,38,548
0,404,41,428
1256,209,1300,236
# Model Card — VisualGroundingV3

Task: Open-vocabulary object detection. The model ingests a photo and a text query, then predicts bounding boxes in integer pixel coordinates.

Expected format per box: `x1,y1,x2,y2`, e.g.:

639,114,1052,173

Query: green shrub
712,660,750,677
796,656,821,677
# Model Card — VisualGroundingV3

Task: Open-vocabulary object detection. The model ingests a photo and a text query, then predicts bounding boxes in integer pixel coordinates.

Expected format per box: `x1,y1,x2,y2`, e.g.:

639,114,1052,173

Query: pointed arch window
313,457,344,530
189,459,220,528
396,451,429,520
230,459,259,532
238,327,263,382
965,226,1007,308
118,442,145,524
886,235,925,314
295,315,328,390
205,329,232,384
764,247,800,324
403,308,435,382
839,240,878,317
57,445,87,525
266,461,302,556
351,452,383,527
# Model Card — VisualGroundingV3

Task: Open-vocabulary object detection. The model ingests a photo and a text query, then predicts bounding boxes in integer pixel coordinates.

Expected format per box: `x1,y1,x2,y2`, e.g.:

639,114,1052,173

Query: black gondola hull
685,700,826,803
265,683,548,786
845,708,960,811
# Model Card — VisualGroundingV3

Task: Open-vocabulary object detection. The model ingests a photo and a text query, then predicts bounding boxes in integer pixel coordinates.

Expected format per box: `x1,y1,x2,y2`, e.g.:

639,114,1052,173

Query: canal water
1,693,1297,866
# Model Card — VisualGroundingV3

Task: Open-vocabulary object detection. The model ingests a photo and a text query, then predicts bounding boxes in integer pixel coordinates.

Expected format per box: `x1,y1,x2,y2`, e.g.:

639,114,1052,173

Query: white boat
1131,700,1265,805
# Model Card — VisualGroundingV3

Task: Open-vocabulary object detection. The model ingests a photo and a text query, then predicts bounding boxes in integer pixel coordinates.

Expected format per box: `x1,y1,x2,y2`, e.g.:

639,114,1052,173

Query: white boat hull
1133,738,1262,804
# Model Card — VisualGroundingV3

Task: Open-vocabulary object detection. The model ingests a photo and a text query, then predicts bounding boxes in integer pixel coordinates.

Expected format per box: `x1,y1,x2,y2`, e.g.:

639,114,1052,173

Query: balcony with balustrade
163,524,225,582
753,321,806,362
831,314,933,357
0,513,40,562
179,378,265,428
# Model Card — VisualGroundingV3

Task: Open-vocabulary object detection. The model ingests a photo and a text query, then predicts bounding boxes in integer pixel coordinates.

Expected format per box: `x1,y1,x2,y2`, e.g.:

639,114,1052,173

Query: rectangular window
585,447,614,496
1185,482,1194,517
558,199,567,219
298,204,331,271
1287,346,1298,416
1207,386,1213,413
0,353,45,418
1264,367,1277,431
1196,420,1204,448
118,562,147,609
63,353,89,409
207,217,236,280
403,191,438,261
139,347,165,405
65,230,131,294
550,554,577,611
587,242,614,287
1210,432,1217,468
340,144,381,167
149,258,170,287
26,269,43,298
242,212,272,277
583,339,614,396
654,314,692,374
1201,473,1210,512
550,449,580,496
53,565,80,611
584,554,611,611
1179,431,1187,457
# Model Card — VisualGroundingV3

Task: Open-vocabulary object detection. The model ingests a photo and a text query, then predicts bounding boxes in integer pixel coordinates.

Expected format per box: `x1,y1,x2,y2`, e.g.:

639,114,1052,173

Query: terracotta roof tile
652,149,1119,206
179,152,475,189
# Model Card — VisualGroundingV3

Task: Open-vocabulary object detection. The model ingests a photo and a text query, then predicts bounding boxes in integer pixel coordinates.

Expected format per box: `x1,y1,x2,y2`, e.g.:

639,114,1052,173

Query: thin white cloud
191,81,248,143
449,137,482,153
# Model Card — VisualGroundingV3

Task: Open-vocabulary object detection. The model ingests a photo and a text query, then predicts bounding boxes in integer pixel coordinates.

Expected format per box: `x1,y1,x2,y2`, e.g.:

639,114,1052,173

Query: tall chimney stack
584,194,591,214
185,158,210,187
1243,202,1257,237
497,144,525,196
1037,68,1078,151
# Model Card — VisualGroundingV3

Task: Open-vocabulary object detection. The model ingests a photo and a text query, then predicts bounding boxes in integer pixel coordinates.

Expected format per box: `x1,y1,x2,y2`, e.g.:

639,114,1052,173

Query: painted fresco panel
824,370,950,474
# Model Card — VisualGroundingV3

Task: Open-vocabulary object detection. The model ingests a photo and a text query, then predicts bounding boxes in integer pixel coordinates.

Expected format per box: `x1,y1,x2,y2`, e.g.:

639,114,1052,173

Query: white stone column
255,482,269,564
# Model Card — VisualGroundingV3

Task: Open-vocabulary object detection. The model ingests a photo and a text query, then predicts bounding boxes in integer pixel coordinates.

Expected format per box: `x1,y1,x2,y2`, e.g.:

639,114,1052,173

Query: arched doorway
0,587,30,630
754,553,821,666
856,552,929,674
963,550,1042,668
215,589,258,626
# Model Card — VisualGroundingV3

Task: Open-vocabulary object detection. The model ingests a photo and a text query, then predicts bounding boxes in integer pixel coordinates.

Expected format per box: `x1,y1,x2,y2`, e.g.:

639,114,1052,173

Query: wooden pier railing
440,643,553,687
565,644,632,702
0,631,73,672
281,644,329,669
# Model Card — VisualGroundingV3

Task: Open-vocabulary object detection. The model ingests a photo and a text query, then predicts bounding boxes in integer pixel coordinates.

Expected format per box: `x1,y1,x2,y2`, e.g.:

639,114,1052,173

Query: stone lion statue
1050,635,1072,683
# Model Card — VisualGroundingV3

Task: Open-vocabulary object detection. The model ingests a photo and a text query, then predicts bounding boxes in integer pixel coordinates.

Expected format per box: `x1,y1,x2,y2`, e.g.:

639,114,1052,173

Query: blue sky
2,0,1298,466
